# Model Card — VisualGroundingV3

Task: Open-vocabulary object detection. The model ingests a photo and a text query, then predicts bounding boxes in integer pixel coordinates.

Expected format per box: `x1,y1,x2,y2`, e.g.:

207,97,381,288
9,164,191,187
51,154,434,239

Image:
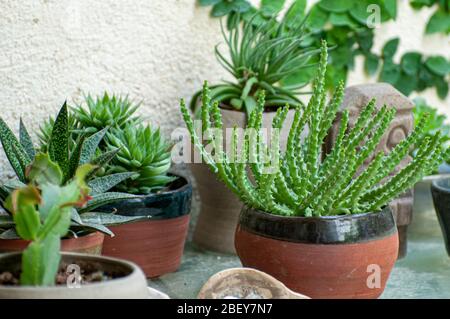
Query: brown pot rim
238,205,396,244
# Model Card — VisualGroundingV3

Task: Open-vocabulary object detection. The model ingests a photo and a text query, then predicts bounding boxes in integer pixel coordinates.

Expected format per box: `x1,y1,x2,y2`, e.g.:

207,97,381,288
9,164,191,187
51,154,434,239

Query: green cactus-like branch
180,40,445,217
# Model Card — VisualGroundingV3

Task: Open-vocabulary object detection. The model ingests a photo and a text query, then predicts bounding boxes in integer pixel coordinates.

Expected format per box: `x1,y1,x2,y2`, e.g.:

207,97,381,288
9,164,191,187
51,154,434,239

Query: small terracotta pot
0,232,104,255
235,206,399,299
191,107,297,254
431,177,450,256
101,175,192,278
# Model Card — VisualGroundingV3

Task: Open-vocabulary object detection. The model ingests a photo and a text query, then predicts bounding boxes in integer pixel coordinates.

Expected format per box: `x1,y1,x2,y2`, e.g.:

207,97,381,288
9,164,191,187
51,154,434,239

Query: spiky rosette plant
181,41,447,217
190,8,320,117
105,124,175,195
37,112,79,153
73,92,141,134
0,103,143,238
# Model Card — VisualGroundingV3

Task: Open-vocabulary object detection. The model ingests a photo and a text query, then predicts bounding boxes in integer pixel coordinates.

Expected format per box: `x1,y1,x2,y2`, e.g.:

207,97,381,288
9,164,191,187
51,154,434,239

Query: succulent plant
190,8,320,116
37,112,80,153
4,154,92,286
181,41,447,217
105,124,175,194
0,103,143,238
73,92,141,134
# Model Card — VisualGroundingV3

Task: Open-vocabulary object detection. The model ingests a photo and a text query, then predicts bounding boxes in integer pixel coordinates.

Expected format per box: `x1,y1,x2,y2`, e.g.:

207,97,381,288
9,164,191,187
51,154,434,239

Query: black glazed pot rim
431,177,450,194
239,205,397,244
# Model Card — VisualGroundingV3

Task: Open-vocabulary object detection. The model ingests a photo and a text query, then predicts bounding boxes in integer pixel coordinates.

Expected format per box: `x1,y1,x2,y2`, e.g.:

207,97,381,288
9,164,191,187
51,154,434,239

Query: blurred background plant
199,0,449,98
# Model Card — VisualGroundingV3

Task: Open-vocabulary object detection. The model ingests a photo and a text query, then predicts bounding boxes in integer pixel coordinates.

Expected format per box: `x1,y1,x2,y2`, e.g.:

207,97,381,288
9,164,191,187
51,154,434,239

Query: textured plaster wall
0,0,448,175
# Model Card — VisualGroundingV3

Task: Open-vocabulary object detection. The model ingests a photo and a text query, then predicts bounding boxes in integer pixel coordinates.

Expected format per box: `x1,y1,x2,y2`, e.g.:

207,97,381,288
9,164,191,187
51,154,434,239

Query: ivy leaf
394,71,418,96
329,12,358,28
350,0,393,24
357,30,374,53
383,0,397,20
435,77,449,99
425,56,450,76
410,0,434,10
306,5,329,31
364,53,380,76
379,60,401,84
382,38,399,59
318,0,354,13
211,1,234,17
261,0,286,17
400,52,422,75
426,8,450,34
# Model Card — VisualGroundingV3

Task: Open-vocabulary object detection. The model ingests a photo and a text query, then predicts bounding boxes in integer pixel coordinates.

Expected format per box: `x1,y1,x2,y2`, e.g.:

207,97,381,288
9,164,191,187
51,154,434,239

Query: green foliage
199,0,449,100
181,42,446,217
410,0,450,34
378,38,449,98
0,104,139,238
192,1,319,116
73,93,141,135
5,155,92,286
413,97,450,164
105,124,175,194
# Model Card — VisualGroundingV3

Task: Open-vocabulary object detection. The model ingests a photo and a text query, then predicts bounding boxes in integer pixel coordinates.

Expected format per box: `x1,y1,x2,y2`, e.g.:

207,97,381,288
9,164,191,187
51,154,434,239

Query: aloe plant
73,92,141,134
181,41,447,217
105,124,175,194
190,7,320,116
0,103,143,238
4,155,92,286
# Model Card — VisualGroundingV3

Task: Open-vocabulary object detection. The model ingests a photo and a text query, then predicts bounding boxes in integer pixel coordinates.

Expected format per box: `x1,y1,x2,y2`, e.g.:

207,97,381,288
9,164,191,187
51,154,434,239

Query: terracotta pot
101,175,192,278
191,107,297,254
431,177,450,256
0,231,104,255
235,206,399,299
0,252,167,299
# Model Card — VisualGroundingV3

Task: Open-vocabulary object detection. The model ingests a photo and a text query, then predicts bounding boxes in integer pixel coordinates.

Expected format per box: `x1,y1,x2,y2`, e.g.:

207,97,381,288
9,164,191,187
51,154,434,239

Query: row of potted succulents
0,7,448,299
181,41,447,298
0,92,192,297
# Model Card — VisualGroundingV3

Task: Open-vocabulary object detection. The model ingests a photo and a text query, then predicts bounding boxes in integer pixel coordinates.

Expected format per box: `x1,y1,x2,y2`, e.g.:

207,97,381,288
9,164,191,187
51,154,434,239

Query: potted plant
0,156,159,299
412,98,450,240
72,93,192,278
0,103,143,254
181,41,445,298
189,9,320,253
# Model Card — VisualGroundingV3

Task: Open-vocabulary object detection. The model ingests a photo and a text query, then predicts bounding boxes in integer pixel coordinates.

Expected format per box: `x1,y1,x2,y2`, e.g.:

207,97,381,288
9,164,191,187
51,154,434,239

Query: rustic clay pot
191,107,296,254
235,206,399,299
0,252,168,299
101,175,192,278
431,177,450,256
198,267,310,299
0,231,104,255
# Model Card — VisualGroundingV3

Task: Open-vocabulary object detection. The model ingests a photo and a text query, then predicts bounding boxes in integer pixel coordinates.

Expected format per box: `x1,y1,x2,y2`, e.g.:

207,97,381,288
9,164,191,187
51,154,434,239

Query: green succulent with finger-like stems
73,92,142,134
105,124,175,195
191,6,320,117
181,40,447,217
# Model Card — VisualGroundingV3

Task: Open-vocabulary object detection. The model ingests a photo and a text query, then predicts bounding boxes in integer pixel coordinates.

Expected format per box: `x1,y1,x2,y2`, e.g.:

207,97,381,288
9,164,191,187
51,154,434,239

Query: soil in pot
0,252,152,298
191,106,297,254
0,231,104,255
100,174,192,278
235,206,399,299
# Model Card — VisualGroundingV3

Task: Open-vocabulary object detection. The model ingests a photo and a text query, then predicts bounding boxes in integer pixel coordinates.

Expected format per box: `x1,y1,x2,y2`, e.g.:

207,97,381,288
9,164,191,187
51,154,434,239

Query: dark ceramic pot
235,206,399,299
101,175,192,278
431,178,450,256
0,232,104,255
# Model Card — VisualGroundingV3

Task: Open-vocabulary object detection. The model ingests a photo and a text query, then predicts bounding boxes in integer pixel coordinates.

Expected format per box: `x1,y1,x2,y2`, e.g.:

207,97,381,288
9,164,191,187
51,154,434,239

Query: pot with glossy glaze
235,206,399,299
0,231,104,255
101,174,192,278
431,178,450,256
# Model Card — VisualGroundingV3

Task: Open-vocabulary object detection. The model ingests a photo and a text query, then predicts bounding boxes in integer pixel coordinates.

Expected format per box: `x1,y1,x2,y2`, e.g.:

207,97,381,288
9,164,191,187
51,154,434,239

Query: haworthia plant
0,103,141,237
181,41,447,217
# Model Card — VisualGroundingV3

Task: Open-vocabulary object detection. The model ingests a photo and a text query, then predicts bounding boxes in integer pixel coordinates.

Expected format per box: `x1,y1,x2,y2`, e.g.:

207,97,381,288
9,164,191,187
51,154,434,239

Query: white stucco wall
0,0,448,179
